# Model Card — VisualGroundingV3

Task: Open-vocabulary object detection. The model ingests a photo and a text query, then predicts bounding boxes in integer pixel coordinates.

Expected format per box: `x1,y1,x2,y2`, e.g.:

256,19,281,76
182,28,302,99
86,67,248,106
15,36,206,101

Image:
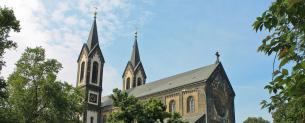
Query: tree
109,88,142,123
108,88,187,123
166,112,187,123
253,0,305,122
0,6,21,123
243,117,270,123
7,47,84,123
140,99,169,123
0,6,20,103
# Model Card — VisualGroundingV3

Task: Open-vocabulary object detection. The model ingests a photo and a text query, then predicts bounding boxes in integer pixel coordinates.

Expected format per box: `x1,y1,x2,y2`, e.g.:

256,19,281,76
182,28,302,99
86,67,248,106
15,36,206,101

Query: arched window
92,61,99,84
187,96,195,113
169,100,176,113
126,78,130,90
137,78,142,86
90,116,94,123
80,62,85,81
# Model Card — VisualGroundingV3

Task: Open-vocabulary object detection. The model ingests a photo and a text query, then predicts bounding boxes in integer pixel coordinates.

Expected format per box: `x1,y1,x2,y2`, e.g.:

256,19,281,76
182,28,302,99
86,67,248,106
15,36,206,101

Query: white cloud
64,16,78,25
51,2,69,22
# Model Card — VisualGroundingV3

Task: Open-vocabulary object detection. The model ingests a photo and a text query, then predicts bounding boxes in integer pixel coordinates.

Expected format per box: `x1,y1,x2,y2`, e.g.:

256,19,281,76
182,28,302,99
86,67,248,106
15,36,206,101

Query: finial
215,51,220,63
135,31,138,39
93,7,98,19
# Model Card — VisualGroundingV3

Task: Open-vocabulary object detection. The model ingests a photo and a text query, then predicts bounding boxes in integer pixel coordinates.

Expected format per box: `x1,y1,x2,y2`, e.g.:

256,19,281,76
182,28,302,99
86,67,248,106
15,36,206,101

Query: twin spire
86,10,142,67
86,11,219,66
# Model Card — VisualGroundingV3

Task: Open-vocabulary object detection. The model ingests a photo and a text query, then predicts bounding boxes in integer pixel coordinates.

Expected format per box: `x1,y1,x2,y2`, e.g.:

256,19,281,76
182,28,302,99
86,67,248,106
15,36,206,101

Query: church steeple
87,14,99,50
130,32,141,67
122,31,146,90
76,10,104,123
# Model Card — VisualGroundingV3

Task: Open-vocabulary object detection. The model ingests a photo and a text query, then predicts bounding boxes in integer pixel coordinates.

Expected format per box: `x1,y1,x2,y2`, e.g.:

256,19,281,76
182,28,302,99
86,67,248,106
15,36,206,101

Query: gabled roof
102,63,219,107
88,44,105,63
122,61,134,77
217,63,236,96
77,44,89,62
134,62,146,79
87,18,99,50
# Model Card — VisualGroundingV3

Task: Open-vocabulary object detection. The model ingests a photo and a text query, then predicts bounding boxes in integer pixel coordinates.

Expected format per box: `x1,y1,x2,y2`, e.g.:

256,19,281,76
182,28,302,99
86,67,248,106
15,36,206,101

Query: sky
1,0,274,122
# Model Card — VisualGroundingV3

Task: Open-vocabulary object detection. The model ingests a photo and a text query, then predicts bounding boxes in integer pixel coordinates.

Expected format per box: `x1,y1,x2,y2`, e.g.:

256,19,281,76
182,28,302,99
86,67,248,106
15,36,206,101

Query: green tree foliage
0,6,20,103
0,6,20,70
0,6,21,123
166,112,187,123
109,88,143,123
108,88,188,123
7,47,84,123
243,117,270,123
253,0,305,122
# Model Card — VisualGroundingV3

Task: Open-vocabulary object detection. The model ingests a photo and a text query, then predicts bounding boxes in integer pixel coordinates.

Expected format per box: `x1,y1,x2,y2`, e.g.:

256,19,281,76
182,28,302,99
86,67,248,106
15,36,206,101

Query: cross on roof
215,51,220,63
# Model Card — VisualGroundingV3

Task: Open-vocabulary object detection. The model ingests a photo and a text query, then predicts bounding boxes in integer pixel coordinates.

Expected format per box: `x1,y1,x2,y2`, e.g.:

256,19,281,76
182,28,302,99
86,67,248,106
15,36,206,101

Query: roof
101,63,218,107
130,32,141,67
87,18,99,50
122,32,146,78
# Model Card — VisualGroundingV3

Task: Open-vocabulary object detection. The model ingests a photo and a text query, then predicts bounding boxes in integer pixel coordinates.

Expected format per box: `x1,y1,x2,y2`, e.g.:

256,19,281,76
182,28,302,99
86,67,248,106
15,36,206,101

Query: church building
76,15,235,123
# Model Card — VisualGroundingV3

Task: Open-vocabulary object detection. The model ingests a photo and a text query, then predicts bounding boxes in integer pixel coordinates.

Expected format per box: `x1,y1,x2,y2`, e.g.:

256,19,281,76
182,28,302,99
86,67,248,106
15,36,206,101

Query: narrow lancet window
187,96,195,113
169,100,176,113
80,62,85,81
92,61,99,84
126,78,130,89
137,78,142,86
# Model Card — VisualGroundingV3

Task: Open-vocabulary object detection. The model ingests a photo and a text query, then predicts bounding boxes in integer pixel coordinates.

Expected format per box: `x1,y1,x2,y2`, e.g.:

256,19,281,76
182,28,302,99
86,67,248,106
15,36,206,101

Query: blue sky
2,0,274,122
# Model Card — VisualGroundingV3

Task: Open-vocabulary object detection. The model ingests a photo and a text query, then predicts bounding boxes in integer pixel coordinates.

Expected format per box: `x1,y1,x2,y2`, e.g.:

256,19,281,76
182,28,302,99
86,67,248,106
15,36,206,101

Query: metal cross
215,51,220,63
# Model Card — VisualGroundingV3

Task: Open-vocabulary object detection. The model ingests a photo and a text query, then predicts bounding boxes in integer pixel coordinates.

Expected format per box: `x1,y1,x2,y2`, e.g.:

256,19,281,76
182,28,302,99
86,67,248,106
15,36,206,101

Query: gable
122,62,134,78
88,44,105,63
208,63,235,97
77,44,89,62
134,62,147,79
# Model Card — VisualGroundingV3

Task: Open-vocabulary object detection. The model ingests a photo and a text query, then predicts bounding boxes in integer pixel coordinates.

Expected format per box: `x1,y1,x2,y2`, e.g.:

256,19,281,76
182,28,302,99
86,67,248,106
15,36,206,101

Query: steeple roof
130,32,141,67
87,17,99,50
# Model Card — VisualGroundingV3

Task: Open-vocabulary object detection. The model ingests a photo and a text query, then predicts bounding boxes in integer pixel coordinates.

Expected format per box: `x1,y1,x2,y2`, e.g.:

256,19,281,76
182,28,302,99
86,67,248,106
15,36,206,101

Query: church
76,15,235,123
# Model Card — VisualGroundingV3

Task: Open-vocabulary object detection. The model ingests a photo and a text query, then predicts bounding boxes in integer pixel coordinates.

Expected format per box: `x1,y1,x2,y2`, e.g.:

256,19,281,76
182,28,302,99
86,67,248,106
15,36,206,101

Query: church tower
122,32,146,90
76,13,104,123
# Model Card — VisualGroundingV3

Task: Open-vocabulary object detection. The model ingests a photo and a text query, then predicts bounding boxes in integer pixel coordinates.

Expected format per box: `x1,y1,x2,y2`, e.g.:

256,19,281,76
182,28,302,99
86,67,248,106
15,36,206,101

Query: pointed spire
215,51,220,64
87,9,99,50
130,31,141,67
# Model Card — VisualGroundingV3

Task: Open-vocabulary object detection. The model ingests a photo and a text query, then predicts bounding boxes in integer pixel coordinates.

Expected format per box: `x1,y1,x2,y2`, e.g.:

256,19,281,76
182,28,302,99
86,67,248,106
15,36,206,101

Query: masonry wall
100,82,208,123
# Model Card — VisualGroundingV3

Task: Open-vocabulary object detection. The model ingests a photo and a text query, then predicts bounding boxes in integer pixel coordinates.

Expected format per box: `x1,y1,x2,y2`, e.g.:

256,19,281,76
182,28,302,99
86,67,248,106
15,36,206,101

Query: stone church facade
76,17,235,123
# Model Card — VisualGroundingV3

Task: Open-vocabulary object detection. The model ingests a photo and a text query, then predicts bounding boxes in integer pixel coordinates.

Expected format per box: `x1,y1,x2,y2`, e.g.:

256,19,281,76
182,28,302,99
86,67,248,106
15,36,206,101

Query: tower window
90,116,94,123
80,62,85,81
137,77,142,86
169,100,176,113
126,78,130,90
187,96,195,113
92,61,99,84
